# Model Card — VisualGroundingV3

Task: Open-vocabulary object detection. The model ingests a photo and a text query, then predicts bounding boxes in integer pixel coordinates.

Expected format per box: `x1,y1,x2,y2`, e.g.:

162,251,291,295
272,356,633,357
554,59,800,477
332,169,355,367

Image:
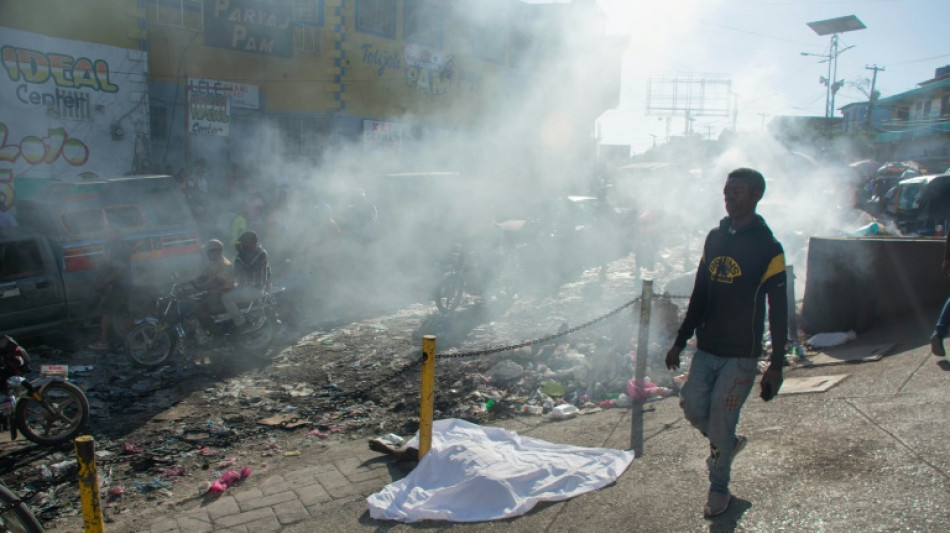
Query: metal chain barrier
436,296,641,359
194,292,669,447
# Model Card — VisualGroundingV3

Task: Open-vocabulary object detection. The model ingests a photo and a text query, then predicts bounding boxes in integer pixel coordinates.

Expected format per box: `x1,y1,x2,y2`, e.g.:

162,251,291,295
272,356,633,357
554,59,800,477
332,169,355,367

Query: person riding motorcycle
221,231,268,332
189,239,234,336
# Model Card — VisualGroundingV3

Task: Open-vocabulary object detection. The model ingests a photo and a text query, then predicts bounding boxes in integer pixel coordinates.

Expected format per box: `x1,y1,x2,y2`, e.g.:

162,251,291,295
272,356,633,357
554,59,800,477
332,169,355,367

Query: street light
803,15,866,120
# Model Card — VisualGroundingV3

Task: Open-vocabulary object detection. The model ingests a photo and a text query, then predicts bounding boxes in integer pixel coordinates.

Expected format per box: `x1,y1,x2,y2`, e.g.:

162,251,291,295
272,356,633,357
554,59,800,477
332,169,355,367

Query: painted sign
203,0,293,58
359,43,482,96
362,120,405,152
187,79,258,136
0,27,148,192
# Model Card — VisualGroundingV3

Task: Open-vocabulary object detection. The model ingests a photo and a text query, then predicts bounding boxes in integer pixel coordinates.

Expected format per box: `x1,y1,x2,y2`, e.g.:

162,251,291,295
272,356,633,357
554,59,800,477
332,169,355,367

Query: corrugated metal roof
876,77,950,106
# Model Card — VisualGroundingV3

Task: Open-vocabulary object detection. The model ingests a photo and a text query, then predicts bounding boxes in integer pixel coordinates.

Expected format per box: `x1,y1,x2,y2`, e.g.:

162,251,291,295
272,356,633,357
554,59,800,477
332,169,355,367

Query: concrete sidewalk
146,311,950,533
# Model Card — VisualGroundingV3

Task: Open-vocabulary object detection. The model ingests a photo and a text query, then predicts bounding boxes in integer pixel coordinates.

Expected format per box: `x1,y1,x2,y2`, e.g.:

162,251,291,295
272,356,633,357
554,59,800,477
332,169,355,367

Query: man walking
665,167,788,518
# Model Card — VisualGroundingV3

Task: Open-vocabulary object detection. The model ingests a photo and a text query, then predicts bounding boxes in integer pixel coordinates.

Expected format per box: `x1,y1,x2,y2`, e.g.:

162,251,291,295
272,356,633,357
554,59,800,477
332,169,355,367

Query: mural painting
0,27,148,203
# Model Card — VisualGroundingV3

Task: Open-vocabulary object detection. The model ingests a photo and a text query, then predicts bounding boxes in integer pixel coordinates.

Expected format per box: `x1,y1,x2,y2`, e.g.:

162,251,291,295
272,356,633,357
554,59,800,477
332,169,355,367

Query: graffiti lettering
192,122,226,135
16,84,89,109
189,106,229,122
0,122,90,168
1,45,118,93
361,44,402,77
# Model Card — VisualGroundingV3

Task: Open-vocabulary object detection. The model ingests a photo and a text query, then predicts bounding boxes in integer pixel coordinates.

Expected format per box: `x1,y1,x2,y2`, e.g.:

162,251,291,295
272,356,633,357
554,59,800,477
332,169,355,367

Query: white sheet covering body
366,418,635,522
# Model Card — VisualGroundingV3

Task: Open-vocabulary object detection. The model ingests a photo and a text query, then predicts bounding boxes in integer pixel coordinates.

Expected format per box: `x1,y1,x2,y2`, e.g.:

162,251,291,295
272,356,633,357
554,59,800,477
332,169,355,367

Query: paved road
122,309,950,532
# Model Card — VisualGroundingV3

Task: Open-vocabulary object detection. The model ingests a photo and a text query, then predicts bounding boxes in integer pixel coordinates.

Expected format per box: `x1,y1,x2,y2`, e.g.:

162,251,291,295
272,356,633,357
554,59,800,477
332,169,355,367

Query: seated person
190,239,234,332
221,231,268,331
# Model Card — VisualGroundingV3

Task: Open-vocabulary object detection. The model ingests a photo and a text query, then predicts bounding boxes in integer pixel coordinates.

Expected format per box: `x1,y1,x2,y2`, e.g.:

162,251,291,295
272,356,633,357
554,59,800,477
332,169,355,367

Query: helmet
205,239,224,252
237,230,258,247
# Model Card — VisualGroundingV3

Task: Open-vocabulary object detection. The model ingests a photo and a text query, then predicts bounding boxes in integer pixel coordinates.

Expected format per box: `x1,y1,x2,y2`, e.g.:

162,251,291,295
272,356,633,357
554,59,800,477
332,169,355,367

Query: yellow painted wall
342,3,509,126
146,1,340,113
0,0,143,50
145,1,510,123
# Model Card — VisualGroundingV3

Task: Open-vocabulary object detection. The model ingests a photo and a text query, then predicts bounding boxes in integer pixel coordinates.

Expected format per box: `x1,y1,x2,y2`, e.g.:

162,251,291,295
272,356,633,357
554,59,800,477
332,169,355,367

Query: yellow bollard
74,435,105,533
419,335,436,459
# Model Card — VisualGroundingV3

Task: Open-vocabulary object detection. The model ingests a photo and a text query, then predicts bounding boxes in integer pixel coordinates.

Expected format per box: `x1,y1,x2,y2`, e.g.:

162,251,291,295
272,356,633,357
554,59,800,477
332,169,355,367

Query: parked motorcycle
124,281,281,368
0,364,90,447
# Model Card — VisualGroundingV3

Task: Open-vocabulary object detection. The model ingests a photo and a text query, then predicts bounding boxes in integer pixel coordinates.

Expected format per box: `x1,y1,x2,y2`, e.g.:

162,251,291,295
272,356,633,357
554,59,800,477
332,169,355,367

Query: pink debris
122,442,143,454
329,427,344,434
161,466,187,478
197,447,214,455
627,378,659,402
307,429,329,439
217,458,237,468
206,466,253,494
107,486,124,498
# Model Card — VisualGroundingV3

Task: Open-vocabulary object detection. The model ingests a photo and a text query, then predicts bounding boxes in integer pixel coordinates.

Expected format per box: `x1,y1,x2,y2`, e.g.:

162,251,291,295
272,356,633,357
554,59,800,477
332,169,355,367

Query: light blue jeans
680,349,758,494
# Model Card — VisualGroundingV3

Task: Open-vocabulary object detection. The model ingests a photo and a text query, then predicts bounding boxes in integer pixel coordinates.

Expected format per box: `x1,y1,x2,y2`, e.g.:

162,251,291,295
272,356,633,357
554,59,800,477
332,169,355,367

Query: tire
435,273,464,312
0,482,45,533
125,322,176,368
237,311,276,357
14,380,90,447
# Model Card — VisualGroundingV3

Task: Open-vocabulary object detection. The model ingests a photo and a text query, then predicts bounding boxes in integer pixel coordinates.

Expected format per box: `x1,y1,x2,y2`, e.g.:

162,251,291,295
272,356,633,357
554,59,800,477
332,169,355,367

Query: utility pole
865,64,885,127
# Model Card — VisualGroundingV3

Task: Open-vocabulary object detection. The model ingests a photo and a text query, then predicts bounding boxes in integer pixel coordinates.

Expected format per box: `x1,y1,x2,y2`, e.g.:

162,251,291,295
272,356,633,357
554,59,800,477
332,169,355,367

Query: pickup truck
1,175,202,337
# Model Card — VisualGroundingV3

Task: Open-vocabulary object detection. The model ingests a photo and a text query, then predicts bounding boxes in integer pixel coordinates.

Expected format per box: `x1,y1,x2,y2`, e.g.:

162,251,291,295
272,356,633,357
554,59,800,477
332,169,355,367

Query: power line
889,52,950,66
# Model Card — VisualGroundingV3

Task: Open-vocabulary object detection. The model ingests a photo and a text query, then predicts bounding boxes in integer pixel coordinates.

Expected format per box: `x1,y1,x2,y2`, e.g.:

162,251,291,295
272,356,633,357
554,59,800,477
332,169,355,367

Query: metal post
74,435,104,533
631,279,653,456
419,335,436,460
786,265,798,343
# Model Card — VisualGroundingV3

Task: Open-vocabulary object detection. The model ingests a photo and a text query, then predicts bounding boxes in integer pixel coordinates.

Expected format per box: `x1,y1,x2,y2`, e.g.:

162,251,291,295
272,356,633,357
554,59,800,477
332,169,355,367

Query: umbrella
876,161,920,177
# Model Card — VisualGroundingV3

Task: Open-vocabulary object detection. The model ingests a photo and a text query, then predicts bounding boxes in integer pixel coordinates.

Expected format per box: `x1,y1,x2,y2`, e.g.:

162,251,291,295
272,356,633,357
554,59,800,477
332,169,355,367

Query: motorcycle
124,281,282,368
0,365,90,447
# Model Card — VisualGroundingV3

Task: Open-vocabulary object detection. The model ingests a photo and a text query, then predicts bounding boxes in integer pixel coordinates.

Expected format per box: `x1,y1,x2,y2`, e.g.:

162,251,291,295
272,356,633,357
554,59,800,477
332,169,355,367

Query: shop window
0,240,45,281
275,116,332,157
153,0,202,30
942,95,949,116
404,0,443,48
294,0,323,25
466,0,508,63
294,0,323,54
356,0,396,38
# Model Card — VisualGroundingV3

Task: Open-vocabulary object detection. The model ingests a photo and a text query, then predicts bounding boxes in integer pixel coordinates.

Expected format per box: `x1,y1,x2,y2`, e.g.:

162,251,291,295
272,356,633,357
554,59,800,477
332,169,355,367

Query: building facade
874,65,950,163
0,0,150,205
2,0,622,204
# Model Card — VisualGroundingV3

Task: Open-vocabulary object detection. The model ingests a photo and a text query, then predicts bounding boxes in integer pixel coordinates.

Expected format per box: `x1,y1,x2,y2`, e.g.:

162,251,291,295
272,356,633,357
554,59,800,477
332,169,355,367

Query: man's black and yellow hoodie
674,215,788,366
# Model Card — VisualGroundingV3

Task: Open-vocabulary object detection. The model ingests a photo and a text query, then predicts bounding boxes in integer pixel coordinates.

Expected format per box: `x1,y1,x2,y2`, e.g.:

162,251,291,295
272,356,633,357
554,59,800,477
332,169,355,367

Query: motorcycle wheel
0,482,45,533
435,273,464,313
237,311,276,357
125,322,176,368
14,380,90,446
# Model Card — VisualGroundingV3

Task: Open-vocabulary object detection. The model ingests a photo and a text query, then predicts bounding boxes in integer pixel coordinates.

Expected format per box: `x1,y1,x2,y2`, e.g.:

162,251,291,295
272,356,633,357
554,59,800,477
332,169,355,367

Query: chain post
631,279,653,456
74,435,105,533
419,335,436,460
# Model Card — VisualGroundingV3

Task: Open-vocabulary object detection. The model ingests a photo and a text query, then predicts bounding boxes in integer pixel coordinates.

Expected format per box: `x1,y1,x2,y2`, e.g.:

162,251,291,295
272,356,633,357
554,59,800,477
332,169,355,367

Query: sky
571,0,950,154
